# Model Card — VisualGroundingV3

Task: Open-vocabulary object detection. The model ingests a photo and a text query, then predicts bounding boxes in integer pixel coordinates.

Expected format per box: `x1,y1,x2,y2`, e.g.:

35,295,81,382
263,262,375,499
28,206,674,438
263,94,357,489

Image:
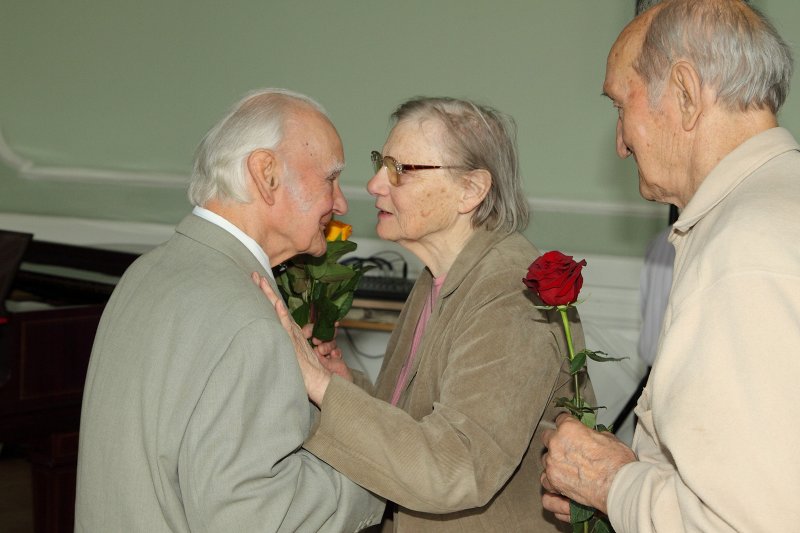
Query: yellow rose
325,220,352,241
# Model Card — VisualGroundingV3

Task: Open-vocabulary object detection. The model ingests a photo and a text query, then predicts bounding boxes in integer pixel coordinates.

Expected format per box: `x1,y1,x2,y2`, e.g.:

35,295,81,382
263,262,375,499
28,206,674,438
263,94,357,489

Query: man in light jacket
75,89,384,532
541,1,800,531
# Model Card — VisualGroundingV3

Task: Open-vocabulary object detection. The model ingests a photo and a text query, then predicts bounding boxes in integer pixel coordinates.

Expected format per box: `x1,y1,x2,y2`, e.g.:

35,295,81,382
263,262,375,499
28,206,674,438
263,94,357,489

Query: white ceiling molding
0,128,188,188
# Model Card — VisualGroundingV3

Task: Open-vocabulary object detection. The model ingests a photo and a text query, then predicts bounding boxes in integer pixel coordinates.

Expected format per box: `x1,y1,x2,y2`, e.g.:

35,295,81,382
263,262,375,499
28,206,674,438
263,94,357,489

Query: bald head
608,4,659,78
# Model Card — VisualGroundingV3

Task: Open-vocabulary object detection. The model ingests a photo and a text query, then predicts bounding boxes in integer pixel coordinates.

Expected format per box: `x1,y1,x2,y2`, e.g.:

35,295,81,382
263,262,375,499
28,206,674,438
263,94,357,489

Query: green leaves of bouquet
274,221,367,342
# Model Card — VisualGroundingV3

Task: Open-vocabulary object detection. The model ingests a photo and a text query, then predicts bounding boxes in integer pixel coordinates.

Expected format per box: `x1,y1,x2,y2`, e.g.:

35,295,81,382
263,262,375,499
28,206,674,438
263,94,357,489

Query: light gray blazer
75,214,383,532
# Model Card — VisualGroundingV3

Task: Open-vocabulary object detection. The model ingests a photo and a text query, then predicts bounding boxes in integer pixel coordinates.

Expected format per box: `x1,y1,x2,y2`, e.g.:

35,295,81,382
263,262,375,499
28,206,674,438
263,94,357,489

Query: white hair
187,88,328,206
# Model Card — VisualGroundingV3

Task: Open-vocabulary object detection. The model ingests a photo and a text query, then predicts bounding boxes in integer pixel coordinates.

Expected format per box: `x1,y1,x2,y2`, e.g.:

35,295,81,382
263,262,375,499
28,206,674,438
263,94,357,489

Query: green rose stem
560,304,592,533
558,305,581,407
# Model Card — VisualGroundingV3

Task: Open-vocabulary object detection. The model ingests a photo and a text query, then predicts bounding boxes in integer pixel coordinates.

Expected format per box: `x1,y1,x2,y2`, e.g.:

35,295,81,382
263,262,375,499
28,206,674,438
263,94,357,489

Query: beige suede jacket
305,228,592,532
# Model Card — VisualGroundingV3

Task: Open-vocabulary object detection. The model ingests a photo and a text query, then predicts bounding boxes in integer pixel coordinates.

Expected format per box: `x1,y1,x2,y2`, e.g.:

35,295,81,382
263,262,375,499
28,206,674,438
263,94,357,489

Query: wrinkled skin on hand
304,322,352,382
540,414,637,521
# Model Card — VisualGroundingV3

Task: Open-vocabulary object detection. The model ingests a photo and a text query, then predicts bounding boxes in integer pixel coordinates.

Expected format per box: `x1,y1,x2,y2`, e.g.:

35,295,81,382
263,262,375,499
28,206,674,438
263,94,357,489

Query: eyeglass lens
371,151,399,185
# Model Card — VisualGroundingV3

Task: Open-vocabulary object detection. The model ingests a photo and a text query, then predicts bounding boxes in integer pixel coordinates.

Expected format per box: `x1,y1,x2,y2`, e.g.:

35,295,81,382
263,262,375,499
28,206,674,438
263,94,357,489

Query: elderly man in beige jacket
541,1,800,531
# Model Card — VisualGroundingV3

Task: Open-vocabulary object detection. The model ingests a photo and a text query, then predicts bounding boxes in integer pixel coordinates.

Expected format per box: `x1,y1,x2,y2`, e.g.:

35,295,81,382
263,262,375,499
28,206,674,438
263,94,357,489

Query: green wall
1,1,797,256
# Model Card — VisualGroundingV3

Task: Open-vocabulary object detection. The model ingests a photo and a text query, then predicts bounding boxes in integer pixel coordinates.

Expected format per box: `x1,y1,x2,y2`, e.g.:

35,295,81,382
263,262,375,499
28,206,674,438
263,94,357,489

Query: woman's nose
367,166,390,196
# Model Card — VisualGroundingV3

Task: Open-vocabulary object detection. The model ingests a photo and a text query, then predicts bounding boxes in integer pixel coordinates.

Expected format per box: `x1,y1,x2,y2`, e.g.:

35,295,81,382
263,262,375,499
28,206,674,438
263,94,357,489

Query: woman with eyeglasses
258,96,591,532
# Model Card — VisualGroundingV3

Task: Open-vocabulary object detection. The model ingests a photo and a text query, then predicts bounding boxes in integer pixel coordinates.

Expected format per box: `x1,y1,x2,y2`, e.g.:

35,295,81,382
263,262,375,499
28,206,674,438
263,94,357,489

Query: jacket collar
175,214,270,279
674,127,799,235
430,227,516,299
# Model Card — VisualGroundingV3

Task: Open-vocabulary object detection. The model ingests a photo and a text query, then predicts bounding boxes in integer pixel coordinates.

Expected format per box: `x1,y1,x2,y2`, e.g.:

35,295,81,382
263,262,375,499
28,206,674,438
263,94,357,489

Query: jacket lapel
377,228,515,402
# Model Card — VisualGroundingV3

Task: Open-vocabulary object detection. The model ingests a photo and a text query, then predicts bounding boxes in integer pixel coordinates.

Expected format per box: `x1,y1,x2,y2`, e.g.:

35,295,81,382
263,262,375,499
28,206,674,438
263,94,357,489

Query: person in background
540,1,800,531
259,96,592,532
637,225,674,368
75,89,383,532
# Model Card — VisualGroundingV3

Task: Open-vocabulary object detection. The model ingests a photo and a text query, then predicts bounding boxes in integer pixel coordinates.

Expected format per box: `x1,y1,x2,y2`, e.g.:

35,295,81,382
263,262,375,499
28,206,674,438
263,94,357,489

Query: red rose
523,251,587,306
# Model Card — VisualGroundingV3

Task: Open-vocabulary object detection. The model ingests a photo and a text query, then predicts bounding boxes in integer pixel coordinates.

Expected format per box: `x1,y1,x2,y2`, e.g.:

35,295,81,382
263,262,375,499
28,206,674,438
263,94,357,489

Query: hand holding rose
253,273,339,405
523,250,627,530
541,414,636,520
304,321,353,382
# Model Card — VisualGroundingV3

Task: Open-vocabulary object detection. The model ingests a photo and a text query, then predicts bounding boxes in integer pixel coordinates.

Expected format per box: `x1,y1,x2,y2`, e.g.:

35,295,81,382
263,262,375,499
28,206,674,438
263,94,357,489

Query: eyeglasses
370,150,463,186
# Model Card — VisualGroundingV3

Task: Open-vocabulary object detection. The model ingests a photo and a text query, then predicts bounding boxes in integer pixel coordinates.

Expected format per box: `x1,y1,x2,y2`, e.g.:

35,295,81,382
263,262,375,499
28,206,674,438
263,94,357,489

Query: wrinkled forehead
385,115,452,158
605,15,650,87
283,109,343,158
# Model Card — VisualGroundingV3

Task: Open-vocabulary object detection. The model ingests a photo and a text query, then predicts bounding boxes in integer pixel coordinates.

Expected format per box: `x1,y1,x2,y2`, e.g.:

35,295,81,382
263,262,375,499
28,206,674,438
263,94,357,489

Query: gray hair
188,88,328,206
634,0,793,113
390,97,529,233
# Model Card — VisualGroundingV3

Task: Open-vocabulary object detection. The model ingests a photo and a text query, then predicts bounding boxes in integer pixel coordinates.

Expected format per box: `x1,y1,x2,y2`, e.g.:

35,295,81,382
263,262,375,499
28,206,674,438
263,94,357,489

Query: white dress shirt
191,205,273,279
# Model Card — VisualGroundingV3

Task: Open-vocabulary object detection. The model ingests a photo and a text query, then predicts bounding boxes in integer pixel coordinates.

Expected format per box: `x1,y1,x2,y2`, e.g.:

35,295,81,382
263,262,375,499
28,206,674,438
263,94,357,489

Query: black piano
0,229,139,533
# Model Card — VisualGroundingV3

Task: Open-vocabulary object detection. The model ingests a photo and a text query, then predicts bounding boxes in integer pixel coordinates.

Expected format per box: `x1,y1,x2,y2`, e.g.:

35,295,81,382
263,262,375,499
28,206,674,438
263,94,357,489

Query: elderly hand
252,273,332,405
303,322,353,383
541,414,637,519
307,324,341,359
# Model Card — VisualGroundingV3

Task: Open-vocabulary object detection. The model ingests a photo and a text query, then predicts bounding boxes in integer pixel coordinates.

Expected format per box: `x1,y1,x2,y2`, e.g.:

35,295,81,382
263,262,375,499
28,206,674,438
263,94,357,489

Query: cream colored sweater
608,128,800,532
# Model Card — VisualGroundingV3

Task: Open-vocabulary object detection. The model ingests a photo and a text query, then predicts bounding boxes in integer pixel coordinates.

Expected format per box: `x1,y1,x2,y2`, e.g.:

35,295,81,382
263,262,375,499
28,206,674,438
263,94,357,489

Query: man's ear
670,61,703,131
458,169,492,214
247,149,280,205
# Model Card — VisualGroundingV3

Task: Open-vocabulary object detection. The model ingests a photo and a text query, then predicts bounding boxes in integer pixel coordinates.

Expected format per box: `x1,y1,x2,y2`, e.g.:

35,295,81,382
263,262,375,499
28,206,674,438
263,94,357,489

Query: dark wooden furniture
0,235,138,533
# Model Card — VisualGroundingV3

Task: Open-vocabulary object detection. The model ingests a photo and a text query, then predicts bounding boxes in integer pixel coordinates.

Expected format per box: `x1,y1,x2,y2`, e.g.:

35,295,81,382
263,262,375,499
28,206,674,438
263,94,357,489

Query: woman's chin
376,225,399,243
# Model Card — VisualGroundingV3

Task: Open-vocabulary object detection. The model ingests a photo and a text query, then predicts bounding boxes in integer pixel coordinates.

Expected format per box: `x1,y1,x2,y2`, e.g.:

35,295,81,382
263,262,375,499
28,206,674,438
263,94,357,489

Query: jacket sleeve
178,318,384,532
350,368,376,395
305,272,565,513
607,271,800,532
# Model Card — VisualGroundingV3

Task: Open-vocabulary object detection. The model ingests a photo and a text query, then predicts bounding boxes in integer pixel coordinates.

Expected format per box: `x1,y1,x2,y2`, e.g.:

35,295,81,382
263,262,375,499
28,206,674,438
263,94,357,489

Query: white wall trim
529,196,664,218
0,128,188,188
1,129,662,217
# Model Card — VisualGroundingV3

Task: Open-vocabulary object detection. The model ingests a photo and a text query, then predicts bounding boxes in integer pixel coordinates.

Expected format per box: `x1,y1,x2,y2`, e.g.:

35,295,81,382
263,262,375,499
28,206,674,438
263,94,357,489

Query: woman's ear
458,169,492,214
247,149,280,205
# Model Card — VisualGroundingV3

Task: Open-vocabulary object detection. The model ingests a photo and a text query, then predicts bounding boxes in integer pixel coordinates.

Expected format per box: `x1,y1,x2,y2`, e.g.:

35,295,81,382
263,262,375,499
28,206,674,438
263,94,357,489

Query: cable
339,327,386,379
342,327,386,359
370,251,408,279
341,251,410,279
341,256,394,273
